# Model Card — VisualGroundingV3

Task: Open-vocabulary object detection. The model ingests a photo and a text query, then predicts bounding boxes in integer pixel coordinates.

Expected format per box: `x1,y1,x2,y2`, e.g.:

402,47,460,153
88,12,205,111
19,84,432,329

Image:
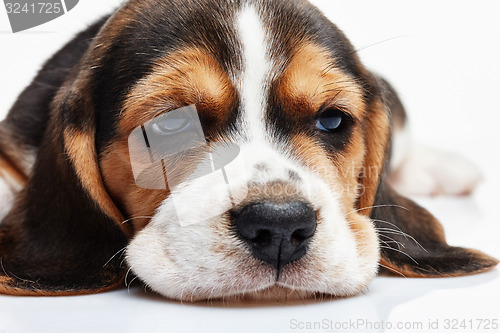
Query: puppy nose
233,201,317,271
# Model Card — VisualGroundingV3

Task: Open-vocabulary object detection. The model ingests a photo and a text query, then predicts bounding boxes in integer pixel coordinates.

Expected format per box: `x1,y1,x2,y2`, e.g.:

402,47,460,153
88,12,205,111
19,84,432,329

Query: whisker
319,83,364,91
1,258,39,285
320,88,365,96
376,227,428,253
380,245,419,265
121,216,155,224
320,60,340,77
0,258,10,279
314,82,359,98
180,267,200,301
103,246,128,267
347,35,409,57
372,219,407,237
344,204,409,217
294,289,307,305
124,267,133,287
322,79,363,88
376,227,409,238
378,263,407,278
127,276,139,293
120,257,128,269
378,234,405,250
321,35,408,77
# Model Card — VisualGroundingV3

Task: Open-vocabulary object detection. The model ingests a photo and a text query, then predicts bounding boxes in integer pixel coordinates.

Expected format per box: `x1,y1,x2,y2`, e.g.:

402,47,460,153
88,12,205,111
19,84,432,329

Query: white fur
126,4,379,301
389,125,482,196
235,4,271,143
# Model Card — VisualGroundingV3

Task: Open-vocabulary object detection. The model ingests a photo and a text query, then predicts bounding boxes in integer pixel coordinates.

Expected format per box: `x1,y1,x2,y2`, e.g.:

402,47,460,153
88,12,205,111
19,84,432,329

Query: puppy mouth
202,284,329,303
178,251,341,302
186,260,349,303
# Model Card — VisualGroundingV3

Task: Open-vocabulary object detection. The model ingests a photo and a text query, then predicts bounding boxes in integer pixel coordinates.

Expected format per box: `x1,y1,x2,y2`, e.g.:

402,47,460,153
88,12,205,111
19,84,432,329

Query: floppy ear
372,181,498,277
0,80,132,296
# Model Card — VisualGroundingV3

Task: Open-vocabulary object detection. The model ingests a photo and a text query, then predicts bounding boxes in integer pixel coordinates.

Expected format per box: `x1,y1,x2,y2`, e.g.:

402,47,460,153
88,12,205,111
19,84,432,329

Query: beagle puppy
0,0,497,301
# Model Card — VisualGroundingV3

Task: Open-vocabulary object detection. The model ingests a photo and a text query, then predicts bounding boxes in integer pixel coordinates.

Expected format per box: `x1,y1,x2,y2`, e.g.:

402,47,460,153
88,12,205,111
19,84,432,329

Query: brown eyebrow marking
275,43,366,121
120,46,237,135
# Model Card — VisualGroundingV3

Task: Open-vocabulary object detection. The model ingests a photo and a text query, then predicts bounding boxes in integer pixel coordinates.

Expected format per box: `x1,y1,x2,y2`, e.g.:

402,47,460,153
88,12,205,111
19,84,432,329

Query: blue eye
316,109,344,132
151,114,193,135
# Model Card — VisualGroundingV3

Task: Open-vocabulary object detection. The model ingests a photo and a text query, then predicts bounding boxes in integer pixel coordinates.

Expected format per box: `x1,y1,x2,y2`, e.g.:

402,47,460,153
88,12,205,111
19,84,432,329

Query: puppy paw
388,145,482,196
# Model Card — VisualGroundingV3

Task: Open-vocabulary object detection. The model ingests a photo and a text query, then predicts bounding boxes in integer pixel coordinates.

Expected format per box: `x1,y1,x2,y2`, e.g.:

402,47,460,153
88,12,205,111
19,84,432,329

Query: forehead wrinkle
120,46,236,133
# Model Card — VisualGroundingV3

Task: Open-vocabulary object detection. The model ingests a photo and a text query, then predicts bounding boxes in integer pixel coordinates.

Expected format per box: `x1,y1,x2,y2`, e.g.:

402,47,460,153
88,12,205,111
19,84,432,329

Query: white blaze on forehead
236,4,272,142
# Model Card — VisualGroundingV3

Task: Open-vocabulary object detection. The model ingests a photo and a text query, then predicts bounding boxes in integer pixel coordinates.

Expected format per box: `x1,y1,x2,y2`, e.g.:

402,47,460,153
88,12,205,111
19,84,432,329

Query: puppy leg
380,78,482,196
388,137,482,196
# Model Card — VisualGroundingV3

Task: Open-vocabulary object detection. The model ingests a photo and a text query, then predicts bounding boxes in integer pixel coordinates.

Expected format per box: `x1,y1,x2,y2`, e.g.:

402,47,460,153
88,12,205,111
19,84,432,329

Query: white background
1,1,500,332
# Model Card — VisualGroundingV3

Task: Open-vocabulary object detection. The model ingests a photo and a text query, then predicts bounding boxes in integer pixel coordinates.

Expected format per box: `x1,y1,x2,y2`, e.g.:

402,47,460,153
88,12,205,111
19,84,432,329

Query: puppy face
98,1,381,301
1,0,496,299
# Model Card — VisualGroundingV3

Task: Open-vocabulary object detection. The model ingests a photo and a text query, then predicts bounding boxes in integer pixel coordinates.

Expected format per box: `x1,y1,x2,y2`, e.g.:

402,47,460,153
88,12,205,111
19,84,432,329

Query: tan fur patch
357,97,390,216
63,128,131,237
276,43,366,121
120,47,236,133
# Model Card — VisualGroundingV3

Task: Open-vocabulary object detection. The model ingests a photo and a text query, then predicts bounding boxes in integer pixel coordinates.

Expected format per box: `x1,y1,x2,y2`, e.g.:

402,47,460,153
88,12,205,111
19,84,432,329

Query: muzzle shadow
127,268,497,314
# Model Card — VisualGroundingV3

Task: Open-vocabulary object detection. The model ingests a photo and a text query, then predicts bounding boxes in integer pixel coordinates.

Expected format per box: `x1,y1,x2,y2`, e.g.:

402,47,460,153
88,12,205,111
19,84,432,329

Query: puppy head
0,0,497,298
100,0,383,300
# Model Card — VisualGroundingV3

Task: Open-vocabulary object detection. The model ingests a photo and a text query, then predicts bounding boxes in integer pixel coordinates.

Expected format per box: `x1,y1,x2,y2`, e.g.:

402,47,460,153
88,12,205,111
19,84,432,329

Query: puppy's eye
151,114,193,135
316,108,344,132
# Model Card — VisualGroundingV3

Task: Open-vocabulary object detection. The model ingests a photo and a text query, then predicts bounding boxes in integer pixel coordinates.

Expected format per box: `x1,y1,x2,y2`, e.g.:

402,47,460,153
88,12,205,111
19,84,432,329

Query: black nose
232,201,317,271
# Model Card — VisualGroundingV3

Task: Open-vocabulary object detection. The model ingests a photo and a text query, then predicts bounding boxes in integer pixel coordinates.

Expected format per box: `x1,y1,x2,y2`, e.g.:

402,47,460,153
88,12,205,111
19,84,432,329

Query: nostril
291,227,315,246
251,229,272,247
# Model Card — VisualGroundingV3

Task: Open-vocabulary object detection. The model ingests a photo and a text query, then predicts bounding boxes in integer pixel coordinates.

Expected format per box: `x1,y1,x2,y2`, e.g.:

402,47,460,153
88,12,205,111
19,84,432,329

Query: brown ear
371,181,498,277
0,84,132,296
